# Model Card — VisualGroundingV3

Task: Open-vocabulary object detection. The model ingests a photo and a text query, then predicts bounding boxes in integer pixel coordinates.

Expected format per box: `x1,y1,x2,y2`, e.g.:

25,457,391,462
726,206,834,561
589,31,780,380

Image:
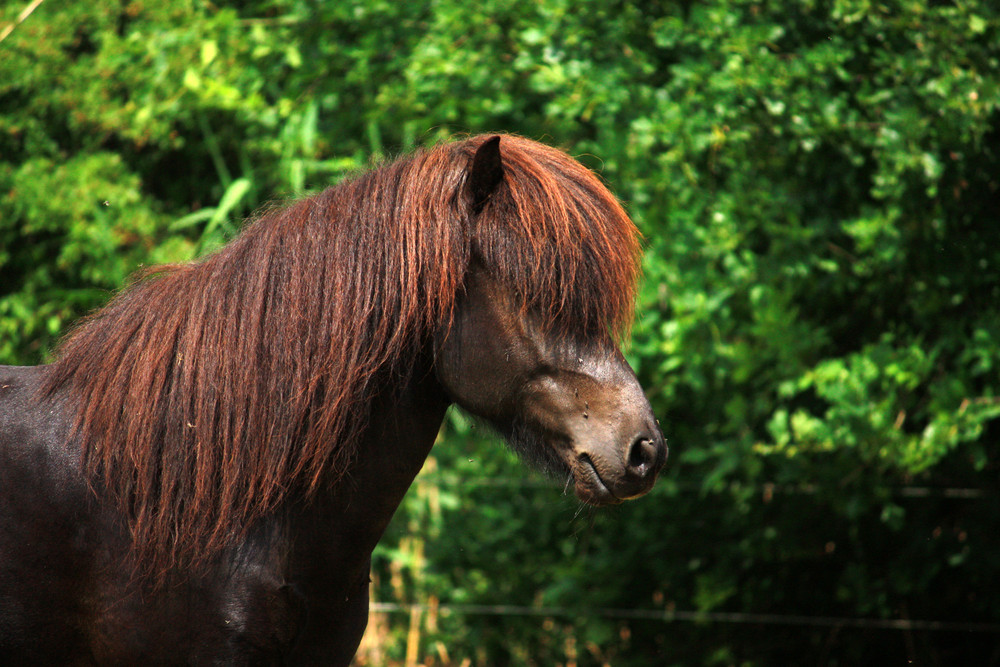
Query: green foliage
2,0,999,664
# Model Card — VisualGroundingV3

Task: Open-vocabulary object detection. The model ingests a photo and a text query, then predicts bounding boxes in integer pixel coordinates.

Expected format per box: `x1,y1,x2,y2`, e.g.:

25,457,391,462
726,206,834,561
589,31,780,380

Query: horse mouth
573,454,623,506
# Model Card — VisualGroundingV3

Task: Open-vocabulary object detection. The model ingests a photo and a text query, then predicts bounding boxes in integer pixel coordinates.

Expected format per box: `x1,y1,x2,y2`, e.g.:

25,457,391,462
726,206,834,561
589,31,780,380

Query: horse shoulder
85,556,309,664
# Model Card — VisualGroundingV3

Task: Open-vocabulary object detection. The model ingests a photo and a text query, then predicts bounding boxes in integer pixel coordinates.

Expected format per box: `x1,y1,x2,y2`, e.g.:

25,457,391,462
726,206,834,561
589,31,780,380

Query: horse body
1,357,447,664
0,135,666,664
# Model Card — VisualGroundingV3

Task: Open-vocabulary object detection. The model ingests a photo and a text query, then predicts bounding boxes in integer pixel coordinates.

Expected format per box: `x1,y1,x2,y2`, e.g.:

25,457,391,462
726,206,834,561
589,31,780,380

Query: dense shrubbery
2,1,998,664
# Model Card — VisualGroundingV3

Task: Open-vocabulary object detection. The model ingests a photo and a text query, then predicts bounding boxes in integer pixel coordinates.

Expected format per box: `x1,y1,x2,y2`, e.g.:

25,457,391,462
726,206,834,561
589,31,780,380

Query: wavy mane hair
44,134,641,572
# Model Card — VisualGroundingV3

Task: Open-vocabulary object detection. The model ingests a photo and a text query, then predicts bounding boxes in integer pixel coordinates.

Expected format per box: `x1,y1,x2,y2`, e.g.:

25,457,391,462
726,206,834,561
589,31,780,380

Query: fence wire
370,601,1000,634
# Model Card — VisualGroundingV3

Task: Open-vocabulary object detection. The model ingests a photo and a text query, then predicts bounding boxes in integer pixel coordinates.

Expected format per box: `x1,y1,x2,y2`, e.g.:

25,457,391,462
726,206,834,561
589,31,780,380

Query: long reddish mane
44,134,641,573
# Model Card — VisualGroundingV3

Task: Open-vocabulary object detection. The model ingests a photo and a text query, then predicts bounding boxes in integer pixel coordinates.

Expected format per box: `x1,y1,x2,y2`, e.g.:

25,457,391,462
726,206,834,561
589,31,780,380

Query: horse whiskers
563,472,573,496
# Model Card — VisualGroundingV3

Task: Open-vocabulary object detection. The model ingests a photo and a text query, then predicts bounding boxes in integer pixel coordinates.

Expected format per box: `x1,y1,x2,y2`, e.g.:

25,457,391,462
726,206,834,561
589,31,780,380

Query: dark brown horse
0,135,665,664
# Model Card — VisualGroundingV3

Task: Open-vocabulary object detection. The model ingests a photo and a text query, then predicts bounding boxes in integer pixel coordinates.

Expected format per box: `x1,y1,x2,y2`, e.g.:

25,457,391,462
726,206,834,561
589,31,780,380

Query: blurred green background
2,0,999,664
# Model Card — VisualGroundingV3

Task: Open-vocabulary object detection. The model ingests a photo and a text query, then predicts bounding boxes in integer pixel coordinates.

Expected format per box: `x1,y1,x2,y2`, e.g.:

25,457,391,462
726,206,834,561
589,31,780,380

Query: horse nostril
626,436,658,478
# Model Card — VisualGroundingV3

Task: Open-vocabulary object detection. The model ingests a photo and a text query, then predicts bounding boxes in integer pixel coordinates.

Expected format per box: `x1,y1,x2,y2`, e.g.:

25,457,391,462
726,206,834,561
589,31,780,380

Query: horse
0,134,666,664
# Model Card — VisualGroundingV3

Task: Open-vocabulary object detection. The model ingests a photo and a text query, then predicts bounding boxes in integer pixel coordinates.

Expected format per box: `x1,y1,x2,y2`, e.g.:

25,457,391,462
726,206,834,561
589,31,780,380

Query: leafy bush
2,0,998,664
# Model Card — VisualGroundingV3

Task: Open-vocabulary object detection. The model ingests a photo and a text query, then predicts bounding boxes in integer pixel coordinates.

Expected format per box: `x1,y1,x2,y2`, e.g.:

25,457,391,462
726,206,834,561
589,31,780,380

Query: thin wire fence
411,472,991,499
360,465,997,665
369,600,1000,634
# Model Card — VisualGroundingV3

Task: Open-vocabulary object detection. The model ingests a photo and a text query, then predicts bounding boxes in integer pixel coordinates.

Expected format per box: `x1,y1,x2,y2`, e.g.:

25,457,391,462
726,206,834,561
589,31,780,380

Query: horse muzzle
570,425,667,505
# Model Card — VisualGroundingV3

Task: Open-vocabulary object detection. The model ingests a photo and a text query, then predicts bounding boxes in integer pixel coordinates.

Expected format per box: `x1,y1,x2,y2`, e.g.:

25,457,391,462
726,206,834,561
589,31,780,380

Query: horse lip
574,453,622,505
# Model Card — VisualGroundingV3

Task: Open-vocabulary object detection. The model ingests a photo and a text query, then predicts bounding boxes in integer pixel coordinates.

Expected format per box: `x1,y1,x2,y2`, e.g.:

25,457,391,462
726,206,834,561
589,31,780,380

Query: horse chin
499,418,635,505
571,453,624,506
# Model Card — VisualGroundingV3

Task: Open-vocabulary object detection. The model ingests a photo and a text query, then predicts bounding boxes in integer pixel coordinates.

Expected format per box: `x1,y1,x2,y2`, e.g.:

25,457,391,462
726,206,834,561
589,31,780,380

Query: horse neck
286,348,450,580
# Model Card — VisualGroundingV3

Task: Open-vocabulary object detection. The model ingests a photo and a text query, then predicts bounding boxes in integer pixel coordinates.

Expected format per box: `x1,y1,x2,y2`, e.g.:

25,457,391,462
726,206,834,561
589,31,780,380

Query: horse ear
466,135,504,214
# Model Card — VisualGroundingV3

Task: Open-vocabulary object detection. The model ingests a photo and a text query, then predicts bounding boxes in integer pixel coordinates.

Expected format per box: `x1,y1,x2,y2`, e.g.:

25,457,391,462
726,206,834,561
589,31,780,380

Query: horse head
435,266,666,504
434,137,667,504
